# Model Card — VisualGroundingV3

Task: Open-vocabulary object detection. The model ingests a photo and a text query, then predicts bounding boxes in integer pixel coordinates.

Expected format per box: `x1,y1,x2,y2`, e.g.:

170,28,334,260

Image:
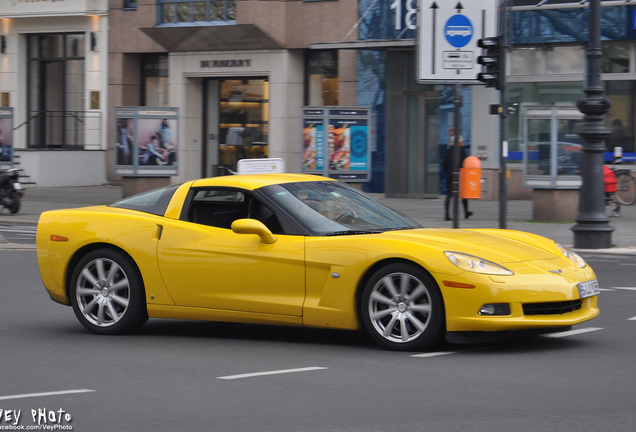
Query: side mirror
231,218,277,244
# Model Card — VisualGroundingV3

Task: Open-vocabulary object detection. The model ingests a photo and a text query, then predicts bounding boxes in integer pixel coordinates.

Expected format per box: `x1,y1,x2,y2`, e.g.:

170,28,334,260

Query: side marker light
443,281,476,289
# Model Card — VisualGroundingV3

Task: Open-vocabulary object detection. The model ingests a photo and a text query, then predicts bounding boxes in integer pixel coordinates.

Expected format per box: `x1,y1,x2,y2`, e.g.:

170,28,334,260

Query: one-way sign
417,0,497,84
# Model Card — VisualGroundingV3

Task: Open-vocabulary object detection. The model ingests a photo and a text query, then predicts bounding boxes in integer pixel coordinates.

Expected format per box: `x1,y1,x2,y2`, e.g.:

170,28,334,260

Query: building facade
108,0,360,196
2,0,635,197
0,0,109,186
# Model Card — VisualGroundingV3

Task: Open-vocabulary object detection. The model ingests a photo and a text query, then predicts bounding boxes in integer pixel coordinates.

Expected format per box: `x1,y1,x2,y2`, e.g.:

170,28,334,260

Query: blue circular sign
351,130,366,158
444,14,473,48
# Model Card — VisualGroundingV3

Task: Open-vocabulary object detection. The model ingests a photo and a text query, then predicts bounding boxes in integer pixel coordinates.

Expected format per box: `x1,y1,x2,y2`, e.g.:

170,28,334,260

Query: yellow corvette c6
36,174,599,351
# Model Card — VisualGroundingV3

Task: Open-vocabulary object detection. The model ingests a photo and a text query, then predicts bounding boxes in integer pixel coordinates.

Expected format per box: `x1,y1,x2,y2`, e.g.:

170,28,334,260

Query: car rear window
110,184,181,216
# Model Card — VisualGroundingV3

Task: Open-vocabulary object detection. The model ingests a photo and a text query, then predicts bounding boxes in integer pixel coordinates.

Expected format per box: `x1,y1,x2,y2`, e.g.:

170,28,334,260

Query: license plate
13,182,23,190
578,280,600,299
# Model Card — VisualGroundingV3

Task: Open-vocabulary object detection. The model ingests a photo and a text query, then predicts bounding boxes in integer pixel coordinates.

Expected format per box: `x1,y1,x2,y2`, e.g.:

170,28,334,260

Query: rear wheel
70,249,148,335
360,263,445,351
615,171,636,206
8,191,20,214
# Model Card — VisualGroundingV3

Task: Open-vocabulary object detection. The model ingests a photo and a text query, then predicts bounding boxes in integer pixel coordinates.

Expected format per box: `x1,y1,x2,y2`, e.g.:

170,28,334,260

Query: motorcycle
0,168,24,214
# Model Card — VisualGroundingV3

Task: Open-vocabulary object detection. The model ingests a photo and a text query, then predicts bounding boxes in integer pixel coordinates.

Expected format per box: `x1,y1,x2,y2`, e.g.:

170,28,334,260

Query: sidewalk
1,185,635,253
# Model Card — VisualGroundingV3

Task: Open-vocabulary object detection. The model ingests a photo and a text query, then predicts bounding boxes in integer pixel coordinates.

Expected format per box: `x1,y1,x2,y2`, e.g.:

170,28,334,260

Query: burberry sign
200,59,252,68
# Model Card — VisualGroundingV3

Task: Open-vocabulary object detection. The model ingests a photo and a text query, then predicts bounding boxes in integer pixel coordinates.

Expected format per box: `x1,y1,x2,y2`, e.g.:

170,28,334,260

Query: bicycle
611,158,636,206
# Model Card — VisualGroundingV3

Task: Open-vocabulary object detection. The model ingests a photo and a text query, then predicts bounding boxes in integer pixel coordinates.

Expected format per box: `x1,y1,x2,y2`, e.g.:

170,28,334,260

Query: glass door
404,95,440,197
203,77,269,177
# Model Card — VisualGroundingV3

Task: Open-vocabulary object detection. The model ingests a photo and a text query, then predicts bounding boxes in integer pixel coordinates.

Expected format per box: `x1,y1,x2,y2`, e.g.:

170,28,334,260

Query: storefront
327,0,636,197
0,0,109,186
109,10,301,189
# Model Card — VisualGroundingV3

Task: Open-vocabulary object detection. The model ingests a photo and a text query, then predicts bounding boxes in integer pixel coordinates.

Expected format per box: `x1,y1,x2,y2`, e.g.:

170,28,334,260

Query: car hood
380,228,559,264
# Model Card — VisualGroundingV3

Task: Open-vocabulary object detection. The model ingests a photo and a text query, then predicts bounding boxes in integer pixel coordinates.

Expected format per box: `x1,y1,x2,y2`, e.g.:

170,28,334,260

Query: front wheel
70,249,148,335
360,263,445,351
615,172,636,206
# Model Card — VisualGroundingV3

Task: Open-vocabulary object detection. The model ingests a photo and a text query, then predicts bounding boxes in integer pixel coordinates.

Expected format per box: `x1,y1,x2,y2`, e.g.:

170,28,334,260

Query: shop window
509,47,542,76
306,50,339,106
545,45,585,75
602,43,629,74
606,81,635,154
159,0,236,24
143,54,170,107
218,78,269,172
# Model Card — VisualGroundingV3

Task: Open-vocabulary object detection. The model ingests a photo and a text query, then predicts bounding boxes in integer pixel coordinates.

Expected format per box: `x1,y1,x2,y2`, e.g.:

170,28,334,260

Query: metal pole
571,0,614,248
498,0,508,229
452,83,461,228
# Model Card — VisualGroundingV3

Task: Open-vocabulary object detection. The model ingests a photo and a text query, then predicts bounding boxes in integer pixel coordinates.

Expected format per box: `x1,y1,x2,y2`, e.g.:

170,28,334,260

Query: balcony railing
19,111,103,150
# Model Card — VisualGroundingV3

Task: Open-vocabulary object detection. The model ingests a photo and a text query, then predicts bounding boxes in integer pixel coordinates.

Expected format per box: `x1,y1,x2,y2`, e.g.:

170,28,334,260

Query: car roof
190,173,335,191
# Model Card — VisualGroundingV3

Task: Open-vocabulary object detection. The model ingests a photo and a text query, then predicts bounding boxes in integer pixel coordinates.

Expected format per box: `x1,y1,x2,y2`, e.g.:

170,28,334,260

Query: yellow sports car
36,174,599,351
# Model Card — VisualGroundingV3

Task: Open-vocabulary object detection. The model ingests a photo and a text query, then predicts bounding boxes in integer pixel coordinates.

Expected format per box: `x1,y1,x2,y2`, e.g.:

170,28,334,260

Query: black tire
8,191,20,214
614,172,636,206
70,248,148,335
360,263,445,351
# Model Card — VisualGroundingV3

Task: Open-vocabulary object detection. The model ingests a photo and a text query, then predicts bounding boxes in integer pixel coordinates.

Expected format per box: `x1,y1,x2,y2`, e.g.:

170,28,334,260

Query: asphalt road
1,250,635,432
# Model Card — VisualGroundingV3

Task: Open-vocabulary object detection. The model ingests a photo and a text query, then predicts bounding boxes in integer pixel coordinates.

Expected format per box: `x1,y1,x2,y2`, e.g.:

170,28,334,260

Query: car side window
186,189,246,229
184,189,283,234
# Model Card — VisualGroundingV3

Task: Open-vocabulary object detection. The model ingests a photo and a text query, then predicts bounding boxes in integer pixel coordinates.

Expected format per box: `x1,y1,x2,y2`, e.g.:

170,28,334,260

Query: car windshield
260,181,420,235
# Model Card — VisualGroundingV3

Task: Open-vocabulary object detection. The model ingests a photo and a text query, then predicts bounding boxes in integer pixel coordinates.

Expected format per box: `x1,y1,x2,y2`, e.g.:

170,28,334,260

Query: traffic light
476,37,501,90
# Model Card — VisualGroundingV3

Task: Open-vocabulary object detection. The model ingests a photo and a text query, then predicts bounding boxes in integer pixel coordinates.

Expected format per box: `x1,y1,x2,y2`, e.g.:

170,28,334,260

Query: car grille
523,300,582,315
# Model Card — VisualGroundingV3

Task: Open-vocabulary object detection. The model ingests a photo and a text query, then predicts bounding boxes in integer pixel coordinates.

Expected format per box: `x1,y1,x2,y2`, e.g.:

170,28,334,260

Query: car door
156,189,305,316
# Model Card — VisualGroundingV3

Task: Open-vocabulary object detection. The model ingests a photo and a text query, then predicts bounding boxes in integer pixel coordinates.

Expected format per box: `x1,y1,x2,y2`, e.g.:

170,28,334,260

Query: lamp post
571,0,614,249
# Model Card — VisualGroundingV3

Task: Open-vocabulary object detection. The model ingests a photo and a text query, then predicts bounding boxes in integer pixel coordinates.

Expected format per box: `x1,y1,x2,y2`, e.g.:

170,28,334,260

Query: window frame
157,0,237,26
123,0,138,10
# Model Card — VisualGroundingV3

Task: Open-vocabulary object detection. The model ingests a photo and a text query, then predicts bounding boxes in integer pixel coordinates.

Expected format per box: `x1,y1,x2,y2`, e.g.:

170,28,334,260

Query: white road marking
217,366,328,380
609,287,636,291
411,347,487,358
411,351,458,358
0,229,36,235
599,288,615,292
0,225,37,232
0,389,95,401
541,327,603,338
628,316,636,321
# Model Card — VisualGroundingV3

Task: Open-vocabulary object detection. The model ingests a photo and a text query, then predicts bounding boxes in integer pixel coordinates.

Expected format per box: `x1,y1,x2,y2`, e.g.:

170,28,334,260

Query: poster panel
302,109,325,173
302,107,371,182
328,109,370,181
115,108,179,177
0,109,14,168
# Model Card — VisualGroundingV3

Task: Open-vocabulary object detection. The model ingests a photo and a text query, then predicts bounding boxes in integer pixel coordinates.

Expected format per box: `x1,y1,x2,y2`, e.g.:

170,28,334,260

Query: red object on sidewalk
459,156,482,199
603,165,617,193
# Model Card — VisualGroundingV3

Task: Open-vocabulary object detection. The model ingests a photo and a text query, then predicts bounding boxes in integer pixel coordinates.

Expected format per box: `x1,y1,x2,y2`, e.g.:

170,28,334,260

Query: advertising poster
302,119,324,171
137,117,178,167
115,118,134,167
302,107,371,181
328,109,369,180
0,112,14,166
115,108,179,177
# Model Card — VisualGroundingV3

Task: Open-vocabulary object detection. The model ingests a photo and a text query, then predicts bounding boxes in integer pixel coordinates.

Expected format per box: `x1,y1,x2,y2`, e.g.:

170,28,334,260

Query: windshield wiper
324,230,383,236
383,226,420,231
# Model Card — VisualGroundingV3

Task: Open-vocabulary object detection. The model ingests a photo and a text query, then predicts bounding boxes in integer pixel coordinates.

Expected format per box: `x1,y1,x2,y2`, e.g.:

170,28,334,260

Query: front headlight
556,243,587,268
444,252,514,276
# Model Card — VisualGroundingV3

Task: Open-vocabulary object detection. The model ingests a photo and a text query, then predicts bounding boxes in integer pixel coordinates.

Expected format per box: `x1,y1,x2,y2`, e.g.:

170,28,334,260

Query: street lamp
571,0,614,248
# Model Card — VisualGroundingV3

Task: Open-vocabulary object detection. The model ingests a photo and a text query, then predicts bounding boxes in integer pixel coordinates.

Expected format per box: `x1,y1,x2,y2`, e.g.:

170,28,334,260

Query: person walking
443,134,473,221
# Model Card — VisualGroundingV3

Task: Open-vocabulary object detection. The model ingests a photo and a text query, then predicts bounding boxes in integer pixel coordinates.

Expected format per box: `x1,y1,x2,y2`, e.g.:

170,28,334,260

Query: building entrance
385,52,440,198
203,77,269,177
